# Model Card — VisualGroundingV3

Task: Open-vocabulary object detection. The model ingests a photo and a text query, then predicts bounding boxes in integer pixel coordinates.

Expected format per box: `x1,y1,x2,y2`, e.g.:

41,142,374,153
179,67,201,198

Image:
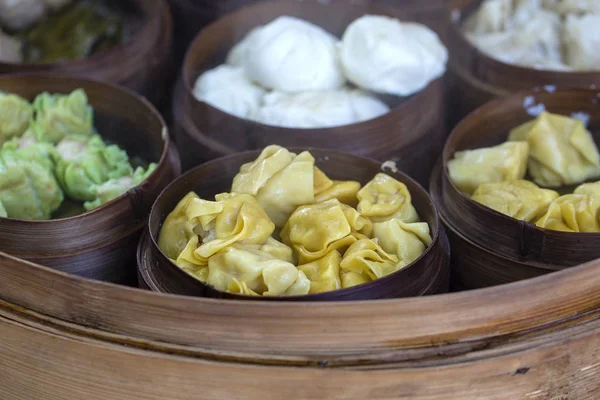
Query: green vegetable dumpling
31,89,94,143
54,135,133,201
83,164,157,211
0,92,33,146
0,150,63,220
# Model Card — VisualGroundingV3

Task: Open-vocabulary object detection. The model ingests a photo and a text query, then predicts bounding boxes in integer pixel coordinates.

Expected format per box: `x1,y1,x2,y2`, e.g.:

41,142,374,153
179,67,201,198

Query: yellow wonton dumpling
281,199,360,264
372,219,432,265
447,141,529,195
340,271,371,289
185,192,275,263
174,235,209,282
158,191,201,260
207,245,310,296
255,150,315,227
472,180,559,222
232,145,315,227
574,181,600,197
357,173,418,222
509,112,600,188
298,250,343,294
313,166,361,207
339,239,399,285
535,194,600,232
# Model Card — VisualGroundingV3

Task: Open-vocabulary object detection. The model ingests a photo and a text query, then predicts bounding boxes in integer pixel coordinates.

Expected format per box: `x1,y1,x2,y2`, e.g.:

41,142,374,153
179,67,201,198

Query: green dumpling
54,135,133,202
0,151,64,220
0,92,33,146
31,89,94,144
1,135,57,172
83,163,157,211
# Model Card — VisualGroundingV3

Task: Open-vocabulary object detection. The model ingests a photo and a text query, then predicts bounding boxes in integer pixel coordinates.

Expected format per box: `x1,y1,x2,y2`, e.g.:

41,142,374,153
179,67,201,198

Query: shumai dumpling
536,194,600,232
158,191,200,260
281,199,361,264
448,141,529,195
207,245,310,296
472,180,559,222
185,192,275,263
357,173,419,222
372,219,432,265
509,112,600,187
232,145,315,227
574,181,600,196
0,92,33,146
313,166,361,207
31,89,94,144
340,238,400,286
298,250,343,294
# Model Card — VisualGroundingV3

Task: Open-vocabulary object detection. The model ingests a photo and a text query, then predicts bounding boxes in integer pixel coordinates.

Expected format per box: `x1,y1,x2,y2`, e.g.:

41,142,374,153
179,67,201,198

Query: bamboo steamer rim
145,147,445,301
180,0,442,133
0,72,171,224
442,86,600,241
0,0,164,69
448,0,600,83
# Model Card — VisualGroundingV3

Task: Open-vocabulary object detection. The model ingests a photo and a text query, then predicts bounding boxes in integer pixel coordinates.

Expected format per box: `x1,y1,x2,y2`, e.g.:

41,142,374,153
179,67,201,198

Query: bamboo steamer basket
0,74,181,284
173,0,447,186
138,149,450,300
432,87,600,289
445,0,600,128
4,250,600,398
0,0,173,106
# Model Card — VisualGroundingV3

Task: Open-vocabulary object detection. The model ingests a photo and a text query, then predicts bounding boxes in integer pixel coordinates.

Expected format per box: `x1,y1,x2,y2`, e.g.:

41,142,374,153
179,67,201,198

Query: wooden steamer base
2,250,600,398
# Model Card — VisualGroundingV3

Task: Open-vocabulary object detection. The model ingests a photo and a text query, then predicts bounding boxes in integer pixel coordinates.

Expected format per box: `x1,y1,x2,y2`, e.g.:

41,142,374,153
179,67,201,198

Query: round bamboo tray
445,0,600,128
173,0,447,186
0,74,181,285
433,87,600,289
3,250,600,397
0,0,173,106
139,149,450,300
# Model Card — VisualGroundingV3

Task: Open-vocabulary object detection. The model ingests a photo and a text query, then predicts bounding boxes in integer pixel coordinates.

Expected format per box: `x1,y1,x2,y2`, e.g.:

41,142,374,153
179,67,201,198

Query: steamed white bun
252,89,389,129
563,14,600,70
226,26,263,67
0,0,45,30
339,15,448,97
243,16,345,92
193,65,265,119
0,30,22,63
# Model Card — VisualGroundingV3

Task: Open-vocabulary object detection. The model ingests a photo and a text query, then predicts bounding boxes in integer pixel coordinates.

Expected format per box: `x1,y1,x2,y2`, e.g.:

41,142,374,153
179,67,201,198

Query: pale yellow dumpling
281,199,361,264
231,145,315,227
340,238,400,284
298,250,343,294
509,112,600,188
447,141,529,195
207,245,310,296
357,173,418,222
185,192,275,263
313,166,361,207
536,194,600,232
158,192,201,260
574,181,600,197
472,180,559,222
372,219,432,265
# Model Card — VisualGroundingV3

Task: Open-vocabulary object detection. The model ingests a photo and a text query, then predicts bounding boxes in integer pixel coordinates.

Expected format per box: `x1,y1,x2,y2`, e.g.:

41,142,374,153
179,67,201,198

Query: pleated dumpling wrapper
298,250,343,294
313,166,361,207
574,181,600,196
356,172,419,222
339,238,400,288
472,180,559,222
158,192,201,260
207,245,310,296
0,92,33,146
536,194,600,232
509,111,600,188
447,141,529,195
31,89,94,144
231,145,315,228
281,198,372,264
0,139,63,220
